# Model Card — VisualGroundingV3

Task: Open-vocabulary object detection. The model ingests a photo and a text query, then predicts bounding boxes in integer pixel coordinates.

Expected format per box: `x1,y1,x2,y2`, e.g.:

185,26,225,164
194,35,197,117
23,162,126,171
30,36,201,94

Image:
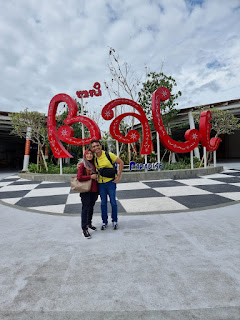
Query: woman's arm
77,163,91,181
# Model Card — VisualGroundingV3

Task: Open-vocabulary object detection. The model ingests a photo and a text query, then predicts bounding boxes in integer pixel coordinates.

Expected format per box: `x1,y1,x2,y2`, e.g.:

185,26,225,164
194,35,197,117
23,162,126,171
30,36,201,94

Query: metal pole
190,150,193,169
157,132,161,171
81,96,85,154
188,111,200,160
60,158,63,175
203,147,207,168
145,154,147,172
171,152,176,163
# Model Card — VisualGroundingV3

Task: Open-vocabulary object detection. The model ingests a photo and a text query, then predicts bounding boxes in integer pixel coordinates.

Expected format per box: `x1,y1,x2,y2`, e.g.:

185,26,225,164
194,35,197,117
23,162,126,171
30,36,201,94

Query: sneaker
113,222,118,230
101,224,107,230
82,230,91,239
88,225,97,231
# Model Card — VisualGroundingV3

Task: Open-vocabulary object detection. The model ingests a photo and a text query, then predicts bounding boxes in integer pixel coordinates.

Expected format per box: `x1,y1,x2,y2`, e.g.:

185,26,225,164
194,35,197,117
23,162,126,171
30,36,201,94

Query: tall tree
194,107,240,137
104,47,142,161
138,72,182,126
104,47,141,101
138,72,182,162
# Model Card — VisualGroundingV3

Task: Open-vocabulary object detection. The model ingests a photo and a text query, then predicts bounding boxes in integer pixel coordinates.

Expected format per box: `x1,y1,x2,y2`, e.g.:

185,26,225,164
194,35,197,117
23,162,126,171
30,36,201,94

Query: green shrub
27,162,78,174
161,162,189,170
62,166,78,174
28,163,38,173
161,156,201,170
27,155,202,174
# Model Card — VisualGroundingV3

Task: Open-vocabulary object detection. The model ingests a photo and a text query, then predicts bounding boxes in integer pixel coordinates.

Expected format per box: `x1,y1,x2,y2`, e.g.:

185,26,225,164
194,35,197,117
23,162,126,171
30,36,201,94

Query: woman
77,149,98,239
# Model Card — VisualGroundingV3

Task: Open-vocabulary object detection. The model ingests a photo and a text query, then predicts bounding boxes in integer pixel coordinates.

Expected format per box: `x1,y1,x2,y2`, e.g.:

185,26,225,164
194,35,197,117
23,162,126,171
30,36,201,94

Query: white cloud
0,0,239,126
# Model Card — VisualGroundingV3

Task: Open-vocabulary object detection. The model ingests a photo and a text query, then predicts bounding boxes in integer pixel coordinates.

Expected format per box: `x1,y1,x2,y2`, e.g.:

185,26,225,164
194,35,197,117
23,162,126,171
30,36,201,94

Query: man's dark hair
90,140,101,146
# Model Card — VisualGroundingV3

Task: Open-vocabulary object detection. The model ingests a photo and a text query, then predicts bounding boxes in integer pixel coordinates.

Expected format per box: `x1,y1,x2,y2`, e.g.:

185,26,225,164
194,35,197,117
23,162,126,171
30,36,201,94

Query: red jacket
77,162,98,193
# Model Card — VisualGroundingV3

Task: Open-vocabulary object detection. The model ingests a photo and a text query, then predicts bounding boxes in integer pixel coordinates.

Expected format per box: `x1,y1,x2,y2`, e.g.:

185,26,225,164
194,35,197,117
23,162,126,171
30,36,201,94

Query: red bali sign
151,87,200,153
47,93,101,158
199,111,222,151
47,85,221,158
102,98,151,155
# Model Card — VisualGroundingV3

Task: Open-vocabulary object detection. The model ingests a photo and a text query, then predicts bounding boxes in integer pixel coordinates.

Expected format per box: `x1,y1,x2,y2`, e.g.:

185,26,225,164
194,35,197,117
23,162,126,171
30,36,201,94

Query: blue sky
0,0,240,129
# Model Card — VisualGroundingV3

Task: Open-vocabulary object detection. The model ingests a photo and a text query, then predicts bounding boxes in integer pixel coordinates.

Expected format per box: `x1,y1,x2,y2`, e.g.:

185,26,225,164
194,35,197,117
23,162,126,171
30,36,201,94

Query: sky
1,0,240,130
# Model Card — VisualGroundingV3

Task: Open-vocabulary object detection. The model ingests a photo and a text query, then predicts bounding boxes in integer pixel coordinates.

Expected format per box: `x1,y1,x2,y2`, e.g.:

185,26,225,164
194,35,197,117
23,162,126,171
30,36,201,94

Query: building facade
172,98,240,160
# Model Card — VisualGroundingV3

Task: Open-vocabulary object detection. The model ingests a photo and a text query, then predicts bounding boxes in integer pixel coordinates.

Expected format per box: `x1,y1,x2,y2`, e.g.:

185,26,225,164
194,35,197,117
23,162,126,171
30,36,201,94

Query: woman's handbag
71,177,92,193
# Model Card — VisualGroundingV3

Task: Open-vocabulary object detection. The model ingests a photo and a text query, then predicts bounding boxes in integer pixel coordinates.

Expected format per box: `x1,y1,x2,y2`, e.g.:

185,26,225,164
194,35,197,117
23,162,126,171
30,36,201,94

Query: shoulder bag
71,177,92,193
96,151,117,178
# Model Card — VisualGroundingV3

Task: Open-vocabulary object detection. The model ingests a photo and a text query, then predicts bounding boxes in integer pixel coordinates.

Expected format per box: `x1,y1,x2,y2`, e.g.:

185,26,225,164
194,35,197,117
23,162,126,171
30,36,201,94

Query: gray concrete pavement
0,165,240,319
0,169,18,180
218,160,240,171
1,196,240,319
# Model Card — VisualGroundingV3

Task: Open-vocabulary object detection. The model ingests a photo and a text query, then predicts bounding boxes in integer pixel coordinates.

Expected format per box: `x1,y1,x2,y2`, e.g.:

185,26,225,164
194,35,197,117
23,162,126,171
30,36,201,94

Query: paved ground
0,165,240,319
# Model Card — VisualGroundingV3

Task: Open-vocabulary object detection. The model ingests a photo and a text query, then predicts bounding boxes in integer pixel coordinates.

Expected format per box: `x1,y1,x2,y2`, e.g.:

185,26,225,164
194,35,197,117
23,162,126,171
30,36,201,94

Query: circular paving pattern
1,169,240,215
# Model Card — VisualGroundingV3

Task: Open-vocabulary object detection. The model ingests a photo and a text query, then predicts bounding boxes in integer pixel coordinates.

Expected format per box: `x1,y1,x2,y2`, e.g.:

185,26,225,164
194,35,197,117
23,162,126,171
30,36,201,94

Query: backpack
95,151,118,178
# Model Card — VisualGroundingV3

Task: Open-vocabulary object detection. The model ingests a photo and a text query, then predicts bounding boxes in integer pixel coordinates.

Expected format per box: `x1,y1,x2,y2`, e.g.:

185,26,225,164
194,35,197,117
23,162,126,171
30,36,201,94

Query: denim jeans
98,180,117,224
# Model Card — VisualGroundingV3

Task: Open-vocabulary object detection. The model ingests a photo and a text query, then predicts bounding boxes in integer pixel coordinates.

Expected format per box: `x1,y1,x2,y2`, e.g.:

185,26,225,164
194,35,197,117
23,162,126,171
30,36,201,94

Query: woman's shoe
89,225,97,231
82,230,91,239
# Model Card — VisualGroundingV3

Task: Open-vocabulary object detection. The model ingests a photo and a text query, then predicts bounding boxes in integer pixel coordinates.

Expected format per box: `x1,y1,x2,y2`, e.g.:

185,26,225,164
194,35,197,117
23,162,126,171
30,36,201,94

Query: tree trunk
199,154,204,168
168,151,172,164
161,149,168,162
40,148,48,171
207,151,213,166
119,142,124,155
37,144,40,172
39,149,44,172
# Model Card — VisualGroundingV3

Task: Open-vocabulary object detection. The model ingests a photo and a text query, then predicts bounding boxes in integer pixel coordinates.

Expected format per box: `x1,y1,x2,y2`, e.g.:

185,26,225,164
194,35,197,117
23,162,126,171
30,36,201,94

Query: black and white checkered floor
1,169,240,215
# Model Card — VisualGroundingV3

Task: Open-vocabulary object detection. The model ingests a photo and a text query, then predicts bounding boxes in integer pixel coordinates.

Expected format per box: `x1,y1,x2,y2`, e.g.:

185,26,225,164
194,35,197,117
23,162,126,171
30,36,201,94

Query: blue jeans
98,180,117,224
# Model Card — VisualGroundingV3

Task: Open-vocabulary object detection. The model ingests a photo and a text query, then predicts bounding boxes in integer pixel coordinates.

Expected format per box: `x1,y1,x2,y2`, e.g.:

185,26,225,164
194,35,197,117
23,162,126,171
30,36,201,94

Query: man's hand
114,157,124,183
113,176,120,183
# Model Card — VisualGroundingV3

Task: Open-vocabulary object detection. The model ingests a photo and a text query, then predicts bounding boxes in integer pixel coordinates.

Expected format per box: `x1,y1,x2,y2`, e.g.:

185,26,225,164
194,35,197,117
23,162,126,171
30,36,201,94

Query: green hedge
28,157,202,174
28,162,78,174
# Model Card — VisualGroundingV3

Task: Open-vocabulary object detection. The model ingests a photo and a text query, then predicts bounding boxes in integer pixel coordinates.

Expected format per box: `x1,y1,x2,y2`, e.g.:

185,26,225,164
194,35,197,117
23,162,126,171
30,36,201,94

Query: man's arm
113,157,124,183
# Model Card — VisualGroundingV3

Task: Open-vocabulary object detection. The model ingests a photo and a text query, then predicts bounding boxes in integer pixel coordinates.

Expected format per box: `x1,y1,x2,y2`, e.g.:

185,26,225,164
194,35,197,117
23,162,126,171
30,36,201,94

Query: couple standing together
77,140,124,239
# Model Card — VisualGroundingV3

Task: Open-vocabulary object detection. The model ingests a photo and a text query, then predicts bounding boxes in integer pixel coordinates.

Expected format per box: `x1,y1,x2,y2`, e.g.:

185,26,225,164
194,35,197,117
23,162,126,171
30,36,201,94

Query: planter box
18,166,224,183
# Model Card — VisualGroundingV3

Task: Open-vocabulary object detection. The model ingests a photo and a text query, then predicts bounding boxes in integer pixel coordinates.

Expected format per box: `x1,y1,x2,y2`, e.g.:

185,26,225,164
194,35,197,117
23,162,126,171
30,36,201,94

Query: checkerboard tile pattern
0,170,240,215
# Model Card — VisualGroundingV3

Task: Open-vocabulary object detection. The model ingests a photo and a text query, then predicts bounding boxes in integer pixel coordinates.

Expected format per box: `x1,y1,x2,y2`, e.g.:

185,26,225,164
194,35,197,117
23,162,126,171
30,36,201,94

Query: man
90,140,124,230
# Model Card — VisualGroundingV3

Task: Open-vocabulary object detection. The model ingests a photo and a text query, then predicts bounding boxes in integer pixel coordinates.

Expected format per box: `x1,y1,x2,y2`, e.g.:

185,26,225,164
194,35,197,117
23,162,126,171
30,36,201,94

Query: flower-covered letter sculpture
102,98,152,155
151,87,200,153
47,93,101,158
199,111,222,151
